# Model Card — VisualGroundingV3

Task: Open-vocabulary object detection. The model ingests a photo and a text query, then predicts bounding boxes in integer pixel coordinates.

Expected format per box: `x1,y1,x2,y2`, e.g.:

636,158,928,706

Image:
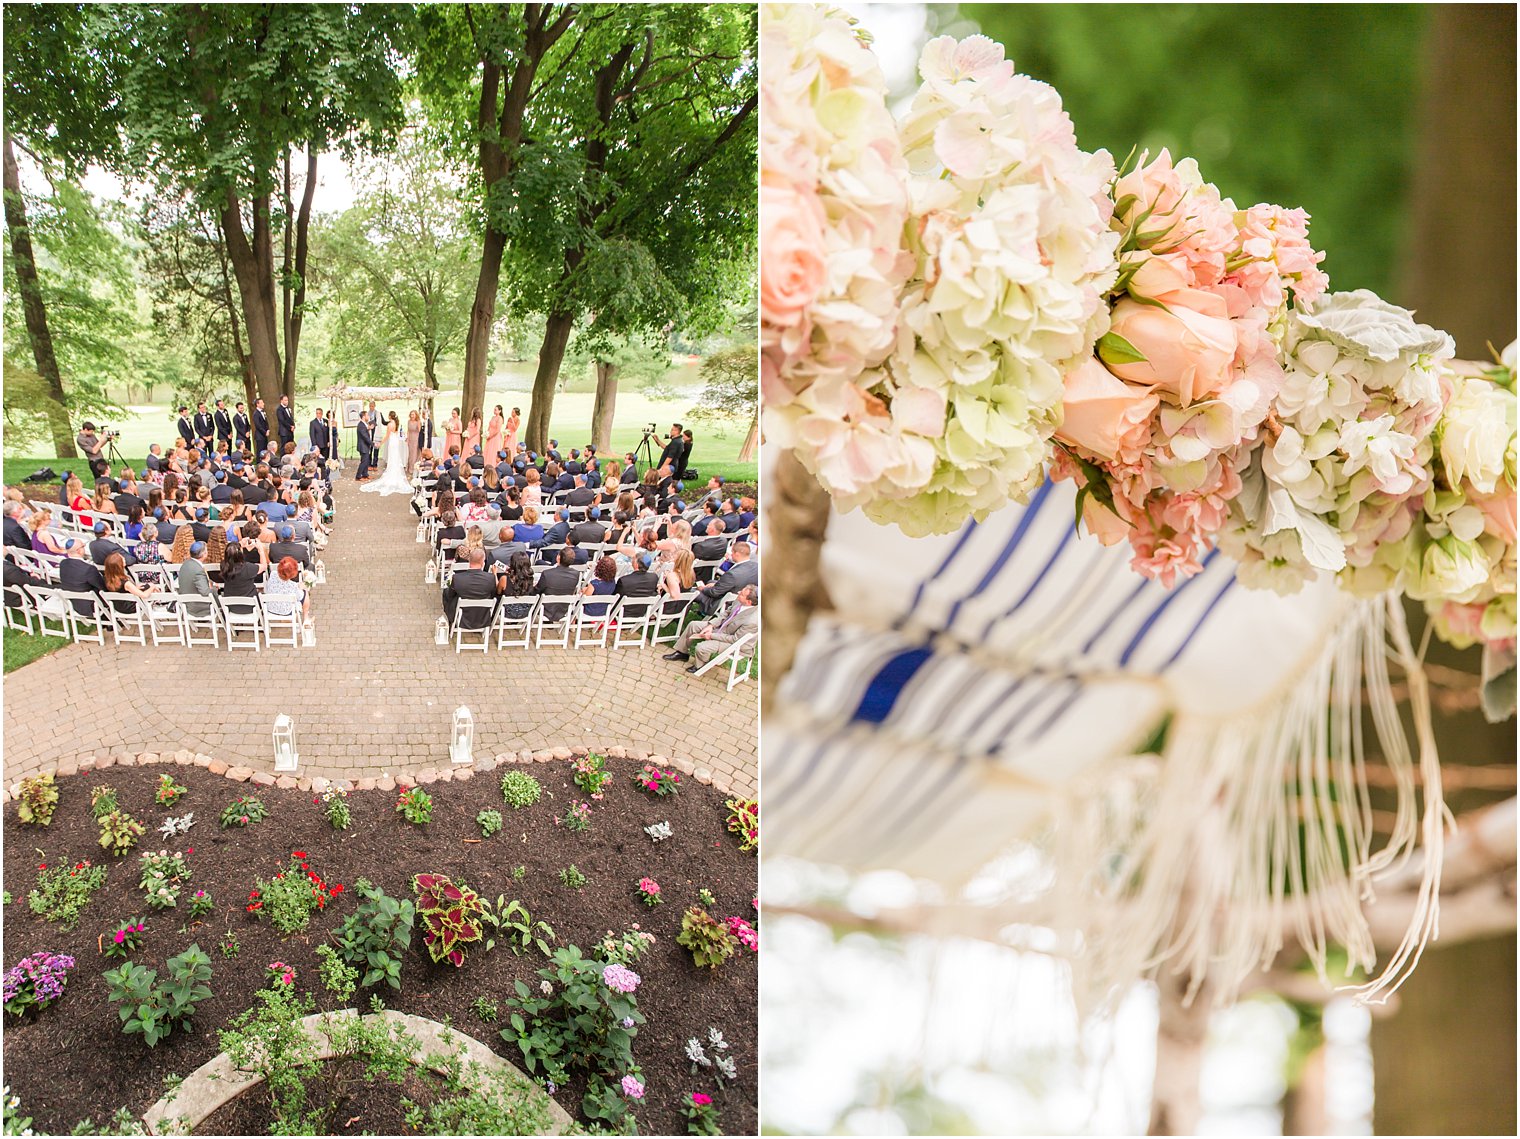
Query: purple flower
621,1016,635,1029
620,1075,645,1099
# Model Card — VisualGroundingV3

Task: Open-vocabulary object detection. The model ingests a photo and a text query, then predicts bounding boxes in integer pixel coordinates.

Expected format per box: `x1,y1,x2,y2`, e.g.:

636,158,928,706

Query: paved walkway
3,475,758,795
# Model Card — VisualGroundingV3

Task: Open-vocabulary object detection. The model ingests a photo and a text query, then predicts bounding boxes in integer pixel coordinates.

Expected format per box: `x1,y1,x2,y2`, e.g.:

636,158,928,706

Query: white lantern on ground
425,560,437,584
273,714,298,772
435,616,449,645
416,521,426,543
450,705,473,766
314,559,326,584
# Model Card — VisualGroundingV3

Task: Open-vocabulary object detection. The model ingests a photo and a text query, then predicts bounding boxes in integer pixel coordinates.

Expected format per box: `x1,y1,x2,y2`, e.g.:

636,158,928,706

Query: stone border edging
4,745,746,802
140,1008,573,1135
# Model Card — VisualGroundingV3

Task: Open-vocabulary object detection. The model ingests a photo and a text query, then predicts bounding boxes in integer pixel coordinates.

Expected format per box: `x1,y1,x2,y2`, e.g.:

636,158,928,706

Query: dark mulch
197,1067,437,1136
2,760,757,1136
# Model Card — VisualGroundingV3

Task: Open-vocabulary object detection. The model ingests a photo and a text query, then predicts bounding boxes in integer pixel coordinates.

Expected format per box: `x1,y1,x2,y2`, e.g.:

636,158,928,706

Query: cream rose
1439,376,1515,495
1056,357,1158,461
1105,291,1237,405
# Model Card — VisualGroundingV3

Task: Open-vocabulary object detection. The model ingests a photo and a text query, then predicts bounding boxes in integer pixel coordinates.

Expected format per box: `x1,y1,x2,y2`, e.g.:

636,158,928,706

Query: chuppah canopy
319,384,434,428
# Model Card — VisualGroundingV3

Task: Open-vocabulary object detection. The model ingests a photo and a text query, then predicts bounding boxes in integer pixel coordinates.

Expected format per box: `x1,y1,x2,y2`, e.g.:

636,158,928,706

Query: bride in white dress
360,412,413,496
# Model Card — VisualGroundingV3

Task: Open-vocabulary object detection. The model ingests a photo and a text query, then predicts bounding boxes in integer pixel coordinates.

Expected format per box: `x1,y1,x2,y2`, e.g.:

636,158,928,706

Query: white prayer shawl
768,477,1444,1009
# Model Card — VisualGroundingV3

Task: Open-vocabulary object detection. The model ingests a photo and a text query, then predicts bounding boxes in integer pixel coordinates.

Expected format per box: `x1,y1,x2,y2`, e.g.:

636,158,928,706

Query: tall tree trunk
1148,971,1210,1136
219,190,284,406
423,349,438,421
738,411,758,462
1371,9,1518,1135
282,147,293,397
462,225,505,421
283,147,317,399
591,360,618,452
525,311,574,453
3,133,77,458
212,223,256,406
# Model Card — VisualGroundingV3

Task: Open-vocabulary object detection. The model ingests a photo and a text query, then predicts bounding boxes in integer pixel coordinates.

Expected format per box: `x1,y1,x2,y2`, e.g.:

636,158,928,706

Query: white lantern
302,619,316,648
435,616,448,645
273,714,298,772
450,705,474,766
314,559,326,584
425,561,437,584
416,521,426,544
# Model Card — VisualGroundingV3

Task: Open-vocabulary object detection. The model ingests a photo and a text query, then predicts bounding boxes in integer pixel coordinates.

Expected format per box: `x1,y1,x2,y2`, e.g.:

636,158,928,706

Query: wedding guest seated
477,503,507,545
616,551,660,597
219,542,260,598
572,507,610,546
512,506,544,545
132,523,164,565
659,549,696,597
443,547,499,628
4,501,31,550
499,551,536,620
269,525,310,569
540,508,572,548
579,555,619,617
693,540,756,614
565,474,596,507
522,467,543,508
177,541,214,617
663,583,759,672
488,525,528,567
501,486,524,521
60,544,106,614
239,520,270,572
263,555,310,622
166,525,196,564
29,510,73,556
435,508,464,551
692,517,730,564
534,546,582,620
122,504,146,541
4,553,45,610
102,551,159,609
88,521,137,568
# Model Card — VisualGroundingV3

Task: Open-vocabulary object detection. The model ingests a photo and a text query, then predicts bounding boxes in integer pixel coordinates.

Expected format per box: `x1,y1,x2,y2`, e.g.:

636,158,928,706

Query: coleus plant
412,873,485,968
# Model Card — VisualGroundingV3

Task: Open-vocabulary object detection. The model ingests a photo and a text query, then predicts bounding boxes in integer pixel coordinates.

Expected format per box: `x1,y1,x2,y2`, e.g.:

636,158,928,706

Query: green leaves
1096,331,1148,368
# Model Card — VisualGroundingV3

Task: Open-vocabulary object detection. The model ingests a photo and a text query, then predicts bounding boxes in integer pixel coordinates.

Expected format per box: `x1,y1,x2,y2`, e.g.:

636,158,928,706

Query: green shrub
248,855,339,935
137,851,190,911
471,996,499,1023
402,1058,554,1136
103,944,212,1046
676,907,738,969
317,787,351,830
395,787,433,825
16,773,58,826
476,809,503,838
558,865,587,890
331,878,414,990
314,944,357,1003
219,796,269,829
413,873,485,968
97,810,146,857
479,897,555,957
29,859,107,929
89,785,119,819
499,770,542,809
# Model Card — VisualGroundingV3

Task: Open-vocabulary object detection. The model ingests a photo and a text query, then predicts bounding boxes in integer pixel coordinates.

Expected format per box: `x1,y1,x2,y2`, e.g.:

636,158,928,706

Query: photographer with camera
657,422,686,475
76,422,108,479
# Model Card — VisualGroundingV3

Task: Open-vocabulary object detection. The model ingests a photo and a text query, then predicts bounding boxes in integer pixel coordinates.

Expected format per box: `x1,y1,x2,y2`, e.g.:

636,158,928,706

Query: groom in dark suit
276,395,296,449
355,413,373,481
308,408,329,459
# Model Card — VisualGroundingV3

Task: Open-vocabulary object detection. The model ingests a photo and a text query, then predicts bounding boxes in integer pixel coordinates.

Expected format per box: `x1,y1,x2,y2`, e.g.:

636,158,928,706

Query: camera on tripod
100,428,121,441
641,422,659,439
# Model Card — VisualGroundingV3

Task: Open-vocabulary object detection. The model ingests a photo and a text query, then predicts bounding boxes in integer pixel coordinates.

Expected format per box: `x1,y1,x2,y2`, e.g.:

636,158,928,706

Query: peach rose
1106,291,1237,406
1478,489,1517,545
760,176,828,329
1056,357,1158,461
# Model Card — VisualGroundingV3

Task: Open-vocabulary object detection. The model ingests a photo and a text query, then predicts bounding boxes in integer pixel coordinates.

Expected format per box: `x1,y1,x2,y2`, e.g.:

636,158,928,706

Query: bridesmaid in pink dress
484,404,505,466
445,407,463,458
503,406,521,463
464,410,482,459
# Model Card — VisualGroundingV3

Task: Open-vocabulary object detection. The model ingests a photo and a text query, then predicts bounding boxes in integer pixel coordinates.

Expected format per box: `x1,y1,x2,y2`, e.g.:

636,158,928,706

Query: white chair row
5,586,309,651
446,592,700,654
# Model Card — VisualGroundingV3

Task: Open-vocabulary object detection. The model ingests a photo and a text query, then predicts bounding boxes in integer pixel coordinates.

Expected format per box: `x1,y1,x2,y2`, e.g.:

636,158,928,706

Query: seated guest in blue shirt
511,506,545,546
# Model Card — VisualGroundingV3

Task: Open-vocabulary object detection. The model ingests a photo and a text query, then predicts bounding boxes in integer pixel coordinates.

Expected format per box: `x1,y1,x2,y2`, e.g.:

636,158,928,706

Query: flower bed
1,758,757,1136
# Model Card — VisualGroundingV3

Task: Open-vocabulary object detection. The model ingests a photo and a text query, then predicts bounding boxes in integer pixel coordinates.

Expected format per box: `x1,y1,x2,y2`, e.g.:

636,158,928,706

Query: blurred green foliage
954,3,1428,299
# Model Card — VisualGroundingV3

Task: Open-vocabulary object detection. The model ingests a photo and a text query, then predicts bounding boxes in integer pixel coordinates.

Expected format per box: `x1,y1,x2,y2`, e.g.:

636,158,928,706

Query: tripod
104,436,126,468
636,429,659,471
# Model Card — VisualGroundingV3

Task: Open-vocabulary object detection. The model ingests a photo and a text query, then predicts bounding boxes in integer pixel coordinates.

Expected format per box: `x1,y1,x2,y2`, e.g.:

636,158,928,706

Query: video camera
100,427,121,441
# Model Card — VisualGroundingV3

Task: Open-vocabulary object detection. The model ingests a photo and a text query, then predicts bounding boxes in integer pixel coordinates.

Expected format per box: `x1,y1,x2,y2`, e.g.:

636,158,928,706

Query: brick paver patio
3,477,758,796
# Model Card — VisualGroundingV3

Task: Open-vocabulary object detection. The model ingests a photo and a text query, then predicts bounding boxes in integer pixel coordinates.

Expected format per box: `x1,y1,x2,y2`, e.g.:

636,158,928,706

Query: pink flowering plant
187,889,214,919
635,878,663,907
264,960,296,987
3,951,76,1015
683,1091,721,1136
556,800,592,834
724,916,759,954
571,753,612,799
633,763,681,796
104,918,148,960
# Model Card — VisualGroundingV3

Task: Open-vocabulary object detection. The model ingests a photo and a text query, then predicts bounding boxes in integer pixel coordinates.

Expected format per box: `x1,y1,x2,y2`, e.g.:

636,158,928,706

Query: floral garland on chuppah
759,2,1516,1009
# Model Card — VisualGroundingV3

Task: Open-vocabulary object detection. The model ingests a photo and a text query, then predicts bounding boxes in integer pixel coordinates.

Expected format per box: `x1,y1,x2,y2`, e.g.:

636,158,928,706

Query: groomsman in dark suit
308,408,329,457
213,399,233,448
253,398,270,454
276,394,296,449
193,401,215,449
176,406,195,447
355,413,373,481
233,401,252,451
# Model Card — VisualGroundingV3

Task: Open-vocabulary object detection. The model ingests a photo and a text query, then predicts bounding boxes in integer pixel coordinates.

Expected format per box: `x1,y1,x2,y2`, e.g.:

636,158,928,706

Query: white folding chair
3,577,35,634
494,596,538,649
452,598,496,653
220,598,263,651
61,590,108,644
101,593,148,646
25,585,69,638
146,595,185,645
648,593,698,646
534,593,575,648
573,594,619,648
692,558,725,584
181,597,221,648
262,601,301,648
611,595,659,649
691,631,758,691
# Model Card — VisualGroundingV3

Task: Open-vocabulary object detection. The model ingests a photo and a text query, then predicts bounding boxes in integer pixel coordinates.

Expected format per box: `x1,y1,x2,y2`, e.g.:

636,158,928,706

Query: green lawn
3,629,69,673
6,387,755,487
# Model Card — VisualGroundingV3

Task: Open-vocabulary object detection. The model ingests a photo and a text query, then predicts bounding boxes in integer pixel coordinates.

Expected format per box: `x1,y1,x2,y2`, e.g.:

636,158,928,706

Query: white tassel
1040,594,1448,1012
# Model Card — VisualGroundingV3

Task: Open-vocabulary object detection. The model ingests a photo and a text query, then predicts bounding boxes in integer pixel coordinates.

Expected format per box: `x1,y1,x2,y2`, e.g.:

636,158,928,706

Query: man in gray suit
691,541,757,615
177,541,214,617
664,583,758,671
